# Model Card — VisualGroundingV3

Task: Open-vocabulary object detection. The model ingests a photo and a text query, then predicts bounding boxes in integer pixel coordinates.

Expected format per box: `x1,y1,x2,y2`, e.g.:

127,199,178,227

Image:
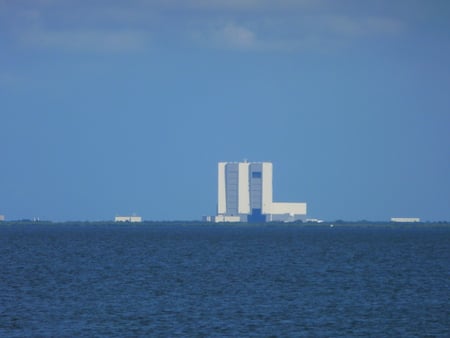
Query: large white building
208,161,307,222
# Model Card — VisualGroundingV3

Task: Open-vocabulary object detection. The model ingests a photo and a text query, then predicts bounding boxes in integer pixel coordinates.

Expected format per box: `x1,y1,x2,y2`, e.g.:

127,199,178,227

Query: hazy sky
1,0,449,221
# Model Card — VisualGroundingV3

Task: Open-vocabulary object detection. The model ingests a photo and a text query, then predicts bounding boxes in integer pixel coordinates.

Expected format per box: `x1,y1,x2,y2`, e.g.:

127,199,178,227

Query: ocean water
0,224,449,337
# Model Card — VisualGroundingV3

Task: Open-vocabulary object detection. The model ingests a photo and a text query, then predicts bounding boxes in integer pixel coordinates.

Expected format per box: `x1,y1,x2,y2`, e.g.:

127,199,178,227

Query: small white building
391,217,421,223
203,215,242,223
115,216,142,223
306,218,324,223
0,215,4,221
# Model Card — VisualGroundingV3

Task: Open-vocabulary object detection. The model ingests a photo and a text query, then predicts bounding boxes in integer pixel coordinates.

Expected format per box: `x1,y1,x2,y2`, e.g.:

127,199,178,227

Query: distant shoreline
1,220,450,228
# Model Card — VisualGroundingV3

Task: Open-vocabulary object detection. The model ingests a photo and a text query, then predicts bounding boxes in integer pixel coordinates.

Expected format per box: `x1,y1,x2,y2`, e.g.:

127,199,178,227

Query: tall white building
210,161,306,222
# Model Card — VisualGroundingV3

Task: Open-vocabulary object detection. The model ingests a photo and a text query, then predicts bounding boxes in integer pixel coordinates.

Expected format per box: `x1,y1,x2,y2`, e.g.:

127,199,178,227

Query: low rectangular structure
203,215,242,223
391,217,421,223
115,216,142,223
0,215,4,221
267,202,307,222
306,218,324,223
270,202,307,215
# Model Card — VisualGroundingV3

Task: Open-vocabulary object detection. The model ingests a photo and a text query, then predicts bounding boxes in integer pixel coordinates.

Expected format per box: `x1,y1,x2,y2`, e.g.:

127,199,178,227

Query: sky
1,0,449,222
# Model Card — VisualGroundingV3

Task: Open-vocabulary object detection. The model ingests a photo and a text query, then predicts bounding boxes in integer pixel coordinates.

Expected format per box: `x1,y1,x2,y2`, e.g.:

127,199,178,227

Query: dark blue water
0,224,449,337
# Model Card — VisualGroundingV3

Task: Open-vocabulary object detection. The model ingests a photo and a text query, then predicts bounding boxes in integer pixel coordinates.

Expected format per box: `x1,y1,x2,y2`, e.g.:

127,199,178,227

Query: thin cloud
191,13,405,52
324,16,405,37
1,0,408,53
148,0,320,11
192,22,293,51
19,28,149,52
214,23,257,49
365,17,406,35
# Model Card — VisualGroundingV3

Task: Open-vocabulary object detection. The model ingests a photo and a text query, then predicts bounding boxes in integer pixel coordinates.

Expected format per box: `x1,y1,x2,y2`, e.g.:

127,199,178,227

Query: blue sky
1,0,449,221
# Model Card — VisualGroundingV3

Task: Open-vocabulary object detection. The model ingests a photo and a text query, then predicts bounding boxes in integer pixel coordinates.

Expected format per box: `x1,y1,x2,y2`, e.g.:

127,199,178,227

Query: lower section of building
204,201,307,223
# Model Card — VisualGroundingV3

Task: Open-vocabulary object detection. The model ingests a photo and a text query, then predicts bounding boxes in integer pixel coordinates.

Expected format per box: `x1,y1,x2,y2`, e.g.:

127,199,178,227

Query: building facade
212,161,306,222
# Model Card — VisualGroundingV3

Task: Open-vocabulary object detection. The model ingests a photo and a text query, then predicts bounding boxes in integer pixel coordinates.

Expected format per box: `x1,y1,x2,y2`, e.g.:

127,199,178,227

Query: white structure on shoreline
206,161,307,222
114,216,142,223
391,217,421,223
0,215,4,221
